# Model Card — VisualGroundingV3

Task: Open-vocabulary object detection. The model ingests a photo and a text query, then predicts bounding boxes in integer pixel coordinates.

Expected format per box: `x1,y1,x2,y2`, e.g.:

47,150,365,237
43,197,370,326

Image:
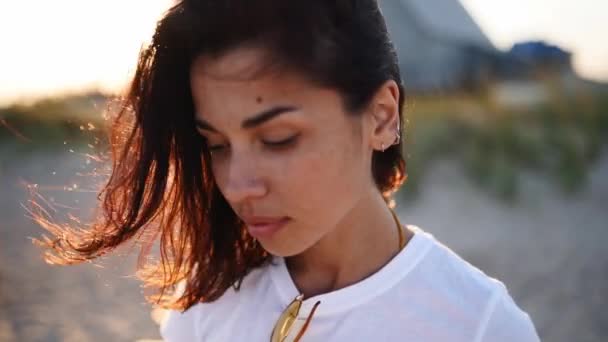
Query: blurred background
1,0,606,341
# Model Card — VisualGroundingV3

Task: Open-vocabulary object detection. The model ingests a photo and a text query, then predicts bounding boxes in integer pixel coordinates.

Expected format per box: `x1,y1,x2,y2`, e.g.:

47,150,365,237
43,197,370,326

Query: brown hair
34,0,406,312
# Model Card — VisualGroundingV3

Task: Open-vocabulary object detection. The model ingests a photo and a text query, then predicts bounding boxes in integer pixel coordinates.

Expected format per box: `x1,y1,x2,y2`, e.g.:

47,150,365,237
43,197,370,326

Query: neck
284,190,412,299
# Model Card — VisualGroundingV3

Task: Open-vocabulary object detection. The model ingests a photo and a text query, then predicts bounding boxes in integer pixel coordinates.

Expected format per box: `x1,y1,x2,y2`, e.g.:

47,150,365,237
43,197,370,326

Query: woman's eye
200,134,299,155
198,136,226,153
208,144,227,152
262,134,299,148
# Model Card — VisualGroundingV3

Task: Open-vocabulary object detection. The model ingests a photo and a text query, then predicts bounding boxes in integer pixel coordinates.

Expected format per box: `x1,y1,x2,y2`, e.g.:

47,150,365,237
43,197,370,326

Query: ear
367,80,400,151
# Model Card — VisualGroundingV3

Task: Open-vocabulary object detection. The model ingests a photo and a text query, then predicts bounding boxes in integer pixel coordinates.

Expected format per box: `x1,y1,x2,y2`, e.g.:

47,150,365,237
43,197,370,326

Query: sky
460,0,608,83
0,0,606,106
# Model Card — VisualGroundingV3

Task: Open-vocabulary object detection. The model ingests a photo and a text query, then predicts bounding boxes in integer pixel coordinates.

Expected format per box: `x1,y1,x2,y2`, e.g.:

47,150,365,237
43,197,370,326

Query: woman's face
190,46,379,256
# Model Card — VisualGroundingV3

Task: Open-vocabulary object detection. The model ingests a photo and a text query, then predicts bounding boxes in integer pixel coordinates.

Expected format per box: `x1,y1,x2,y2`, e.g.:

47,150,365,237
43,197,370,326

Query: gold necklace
390,207,406,251
270,208,406,342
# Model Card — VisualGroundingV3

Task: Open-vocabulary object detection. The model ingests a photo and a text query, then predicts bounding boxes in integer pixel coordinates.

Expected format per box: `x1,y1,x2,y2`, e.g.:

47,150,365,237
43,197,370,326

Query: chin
262,246,297,258
260,242,306,258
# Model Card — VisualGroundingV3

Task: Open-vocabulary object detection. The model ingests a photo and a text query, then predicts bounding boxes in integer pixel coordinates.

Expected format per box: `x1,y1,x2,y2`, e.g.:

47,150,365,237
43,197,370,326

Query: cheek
209,159,227,189
279,137,363,216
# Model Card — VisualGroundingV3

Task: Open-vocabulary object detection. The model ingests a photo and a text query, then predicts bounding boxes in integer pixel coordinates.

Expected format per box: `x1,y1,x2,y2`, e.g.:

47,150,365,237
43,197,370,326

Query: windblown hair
34,0,406,311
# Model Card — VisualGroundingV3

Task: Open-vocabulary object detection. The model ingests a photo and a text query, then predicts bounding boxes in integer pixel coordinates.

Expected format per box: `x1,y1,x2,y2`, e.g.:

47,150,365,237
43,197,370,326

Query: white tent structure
379,0,498,91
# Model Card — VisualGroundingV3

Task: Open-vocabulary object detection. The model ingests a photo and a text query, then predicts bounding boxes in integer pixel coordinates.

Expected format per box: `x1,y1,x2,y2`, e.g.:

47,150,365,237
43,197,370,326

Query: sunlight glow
0,0,606,106
0,0,174,105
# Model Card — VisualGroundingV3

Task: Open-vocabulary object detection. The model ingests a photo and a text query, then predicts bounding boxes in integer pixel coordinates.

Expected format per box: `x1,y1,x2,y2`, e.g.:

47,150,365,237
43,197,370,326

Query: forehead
190,45,313,92
189,46,343,121
191,45,273,81
190,46,305,100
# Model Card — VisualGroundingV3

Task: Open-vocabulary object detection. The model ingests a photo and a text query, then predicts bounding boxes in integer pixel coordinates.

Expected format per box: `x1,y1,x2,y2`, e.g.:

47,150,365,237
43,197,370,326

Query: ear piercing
393,121,401,145
380,127,401,152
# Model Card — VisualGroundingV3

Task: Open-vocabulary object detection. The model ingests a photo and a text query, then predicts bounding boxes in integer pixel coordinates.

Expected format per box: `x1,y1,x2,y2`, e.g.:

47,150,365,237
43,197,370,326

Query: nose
219,151,267,205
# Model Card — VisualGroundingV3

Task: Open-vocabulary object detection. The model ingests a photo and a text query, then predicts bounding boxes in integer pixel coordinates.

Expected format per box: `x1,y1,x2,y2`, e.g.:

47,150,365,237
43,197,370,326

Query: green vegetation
401,85,608,201
0,92,108,154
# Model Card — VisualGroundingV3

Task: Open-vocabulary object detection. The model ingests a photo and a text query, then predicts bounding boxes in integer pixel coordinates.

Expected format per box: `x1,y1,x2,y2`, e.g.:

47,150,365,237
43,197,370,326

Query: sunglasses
270,294,321,342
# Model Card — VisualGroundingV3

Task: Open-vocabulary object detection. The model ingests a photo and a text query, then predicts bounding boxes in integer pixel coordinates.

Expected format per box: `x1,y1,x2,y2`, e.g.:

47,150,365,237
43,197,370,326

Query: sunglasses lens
271,297,302,341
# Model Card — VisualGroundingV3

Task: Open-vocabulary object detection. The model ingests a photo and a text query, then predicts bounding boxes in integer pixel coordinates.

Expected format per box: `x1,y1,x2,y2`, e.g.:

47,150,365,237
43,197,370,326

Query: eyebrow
195,106,299,133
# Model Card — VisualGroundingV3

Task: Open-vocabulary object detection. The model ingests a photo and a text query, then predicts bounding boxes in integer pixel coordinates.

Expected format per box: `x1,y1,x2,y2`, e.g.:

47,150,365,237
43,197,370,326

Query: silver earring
381,142,385,152
392,120,401,145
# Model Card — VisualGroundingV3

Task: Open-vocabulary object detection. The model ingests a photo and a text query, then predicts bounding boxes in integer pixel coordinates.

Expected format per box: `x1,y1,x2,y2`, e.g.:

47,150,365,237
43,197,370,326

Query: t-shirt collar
268,225,434,318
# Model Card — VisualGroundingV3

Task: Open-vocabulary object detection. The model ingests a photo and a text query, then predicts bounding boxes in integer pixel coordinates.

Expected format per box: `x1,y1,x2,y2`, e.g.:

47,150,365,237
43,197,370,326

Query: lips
243,216,290,238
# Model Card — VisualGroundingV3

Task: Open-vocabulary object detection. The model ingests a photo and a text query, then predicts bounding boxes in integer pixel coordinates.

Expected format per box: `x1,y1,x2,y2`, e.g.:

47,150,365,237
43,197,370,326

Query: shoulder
159,302,202,342
411,228,539,341
159,265,271,341
412,228,502,305
474,286,540,342
159,280,202,341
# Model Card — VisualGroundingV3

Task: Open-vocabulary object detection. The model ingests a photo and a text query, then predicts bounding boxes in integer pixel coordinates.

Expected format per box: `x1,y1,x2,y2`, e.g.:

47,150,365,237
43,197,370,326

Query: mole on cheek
256,96,263,104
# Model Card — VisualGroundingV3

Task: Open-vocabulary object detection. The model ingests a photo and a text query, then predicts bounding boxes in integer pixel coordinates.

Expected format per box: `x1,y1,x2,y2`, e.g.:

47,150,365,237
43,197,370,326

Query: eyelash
204,134,299,153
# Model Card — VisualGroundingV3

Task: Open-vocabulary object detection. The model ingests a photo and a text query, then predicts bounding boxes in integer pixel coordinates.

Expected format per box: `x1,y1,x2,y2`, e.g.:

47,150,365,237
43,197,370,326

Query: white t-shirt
160,226,540,341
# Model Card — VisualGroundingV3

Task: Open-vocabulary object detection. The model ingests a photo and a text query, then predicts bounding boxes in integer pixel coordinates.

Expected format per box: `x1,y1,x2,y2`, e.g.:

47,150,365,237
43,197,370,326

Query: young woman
35,0,540,341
